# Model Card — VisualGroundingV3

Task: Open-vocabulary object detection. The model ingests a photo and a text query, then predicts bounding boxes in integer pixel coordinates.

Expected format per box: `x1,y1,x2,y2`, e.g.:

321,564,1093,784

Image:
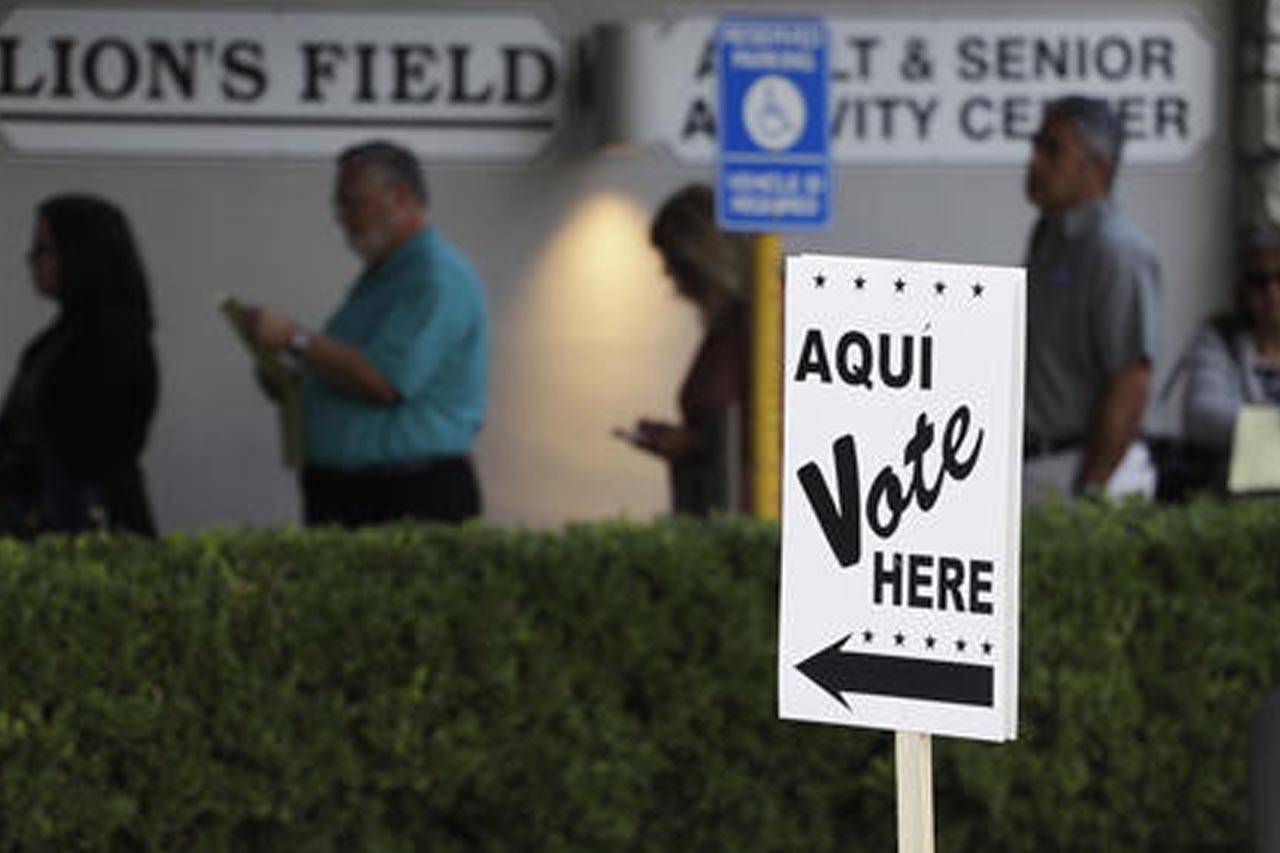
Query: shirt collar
1049,196,1113,241
359,226,432,285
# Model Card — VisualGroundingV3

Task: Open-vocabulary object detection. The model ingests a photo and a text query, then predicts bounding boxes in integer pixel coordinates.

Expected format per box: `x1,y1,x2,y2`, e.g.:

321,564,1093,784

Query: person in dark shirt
618,184,752,516
0,195,159,537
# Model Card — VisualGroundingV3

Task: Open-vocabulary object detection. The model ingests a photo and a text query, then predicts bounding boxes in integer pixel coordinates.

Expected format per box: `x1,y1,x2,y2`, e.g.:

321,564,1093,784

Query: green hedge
0,500,1278,850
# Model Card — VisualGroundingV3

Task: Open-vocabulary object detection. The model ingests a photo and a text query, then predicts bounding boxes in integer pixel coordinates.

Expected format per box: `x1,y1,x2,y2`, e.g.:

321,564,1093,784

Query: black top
671,306,749,516
0,309,158,535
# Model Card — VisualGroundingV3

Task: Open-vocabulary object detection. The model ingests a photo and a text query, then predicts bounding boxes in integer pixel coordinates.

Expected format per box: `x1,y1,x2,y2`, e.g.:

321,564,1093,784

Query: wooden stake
895,731,935,853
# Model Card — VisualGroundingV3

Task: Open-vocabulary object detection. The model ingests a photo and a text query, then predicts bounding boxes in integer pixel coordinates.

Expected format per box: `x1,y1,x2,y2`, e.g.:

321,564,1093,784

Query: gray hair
337,140,429,206
1046,96,1124,186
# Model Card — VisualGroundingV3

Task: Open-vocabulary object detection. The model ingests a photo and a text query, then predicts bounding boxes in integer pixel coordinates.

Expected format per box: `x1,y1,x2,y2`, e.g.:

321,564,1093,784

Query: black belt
306,456,468,479
1023,434,1084,460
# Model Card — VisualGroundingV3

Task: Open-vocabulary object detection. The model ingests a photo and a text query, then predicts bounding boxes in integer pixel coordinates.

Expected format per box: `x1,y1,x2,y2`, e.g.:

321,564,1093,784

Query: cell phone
612,427,643,444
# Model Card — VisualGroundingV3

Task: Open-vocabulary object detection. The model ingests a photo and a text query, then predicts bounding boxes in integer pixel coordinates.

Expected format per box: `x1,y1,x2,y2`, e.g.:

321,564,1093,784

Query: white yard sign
779,254,1025,742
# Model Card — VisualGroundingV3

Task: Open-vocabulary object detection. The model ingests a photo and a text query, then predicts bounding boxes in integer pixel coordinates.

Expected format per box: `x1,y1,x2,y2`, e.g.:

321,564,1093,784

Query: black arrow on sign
796,635,994,710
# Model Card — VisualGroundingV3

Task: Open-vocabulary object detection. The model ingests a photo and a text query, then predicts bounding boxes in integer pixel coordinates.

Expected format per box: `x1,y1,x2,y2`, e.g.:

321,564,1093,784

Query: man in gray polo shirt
1022,96,1162,503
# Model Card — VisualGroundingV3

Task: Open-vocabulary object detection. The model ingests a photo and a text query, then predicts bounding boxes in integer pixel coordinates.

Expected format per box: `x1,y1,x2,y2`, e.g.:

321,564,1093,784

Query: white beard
348,226,393,266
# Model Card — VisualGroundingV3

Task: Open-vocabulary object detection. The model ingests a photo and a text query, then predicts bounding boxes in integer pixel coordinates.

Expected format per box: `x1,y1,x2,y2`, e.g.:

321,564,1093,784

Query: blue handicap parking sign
716,17,830,231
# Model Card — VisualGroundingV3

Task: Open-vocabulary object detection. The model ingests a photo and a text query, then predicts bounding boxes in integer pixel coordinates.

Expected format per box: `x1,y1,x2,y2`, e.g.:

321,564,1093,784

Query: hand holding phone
612,426,643,445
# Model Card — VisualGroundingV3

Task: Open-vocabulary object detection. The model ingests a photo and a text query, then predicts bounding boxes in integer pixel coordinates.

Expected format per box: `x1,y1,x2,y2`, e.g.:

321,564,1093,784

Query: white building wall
0,0,1234,531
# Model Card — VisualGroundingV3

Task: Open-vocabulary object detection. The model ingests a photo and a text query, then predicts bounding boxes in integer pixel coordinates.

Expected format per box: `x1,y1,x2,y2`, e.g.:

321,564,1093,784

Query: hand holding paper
218,293,303,469
1228,405,1280,494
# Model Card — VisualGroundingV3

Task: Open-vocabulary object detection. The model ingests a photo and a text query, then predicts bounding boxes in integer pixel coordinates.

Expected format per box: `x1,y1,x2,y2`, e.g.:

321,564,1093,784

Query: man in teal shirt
246,141,487,525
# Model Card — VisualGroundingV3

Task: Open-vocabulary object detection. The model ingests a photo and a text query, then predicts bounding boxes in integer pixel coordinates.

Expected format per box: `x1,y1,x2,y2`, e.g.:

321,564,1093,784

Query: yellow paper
1228,405,1280,493
217,293,304,469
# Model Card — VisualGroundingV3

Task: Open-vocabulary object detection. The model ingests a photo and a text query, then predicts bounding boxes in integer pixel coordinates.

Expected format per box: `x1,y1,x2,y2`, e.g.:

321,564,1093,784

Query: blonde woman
619,184,752,515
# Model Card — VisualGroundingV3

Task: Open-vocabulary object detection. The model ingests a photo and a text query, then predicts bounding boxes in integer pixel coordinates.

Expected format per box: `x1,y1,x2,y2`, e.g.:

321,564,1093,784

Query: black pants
301,457,480,528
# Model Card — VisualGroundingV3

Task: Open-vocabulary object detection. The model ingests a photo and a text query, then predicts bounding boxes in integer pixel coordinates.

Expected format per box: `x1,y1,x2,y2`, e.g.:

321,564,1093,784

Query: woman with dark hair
0,195,159,537
618,184,753,516
1180,222,1280,490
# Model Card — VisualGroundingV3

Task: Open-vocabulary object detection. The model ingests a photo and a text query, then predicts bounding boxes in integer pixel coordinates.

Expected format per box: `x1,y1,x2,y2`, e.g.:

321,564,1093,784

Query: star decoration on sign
894,632,906,646
925,636,936,649
934,281,946,296
894,278,907,293
814,274,826,288
982,641,994,655
862,629,874,643
854,275,866,289
955,639,968,653
972,282,985,297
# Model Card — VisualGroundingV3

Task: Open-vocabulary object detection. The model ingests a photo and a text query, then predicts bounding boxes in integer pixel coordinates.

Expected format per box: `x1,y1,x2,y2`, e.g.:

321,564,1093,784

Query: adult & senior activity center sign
643,10,1214,165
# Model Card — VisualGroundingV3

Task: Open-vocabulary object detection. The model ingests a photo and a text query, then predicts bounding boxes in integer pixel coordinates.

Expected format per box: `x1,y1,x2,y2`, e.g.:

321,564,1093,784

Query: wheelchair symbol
743,74,806,152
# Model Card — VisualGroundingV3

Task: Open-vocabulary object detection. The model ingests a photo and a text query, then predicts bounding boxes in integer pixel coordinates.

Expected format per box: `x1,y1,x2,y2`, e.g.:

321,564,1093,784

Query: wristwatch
287,328,312,358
